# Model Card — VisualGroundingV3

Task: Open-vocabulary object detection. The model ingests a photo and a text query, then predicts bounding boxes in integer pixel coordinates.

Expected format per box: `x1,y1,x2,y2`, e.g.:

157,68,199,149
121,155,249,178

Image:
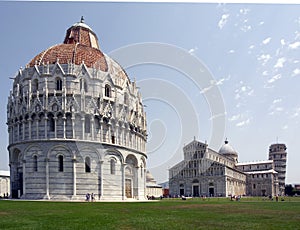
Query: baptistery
7,18,147,200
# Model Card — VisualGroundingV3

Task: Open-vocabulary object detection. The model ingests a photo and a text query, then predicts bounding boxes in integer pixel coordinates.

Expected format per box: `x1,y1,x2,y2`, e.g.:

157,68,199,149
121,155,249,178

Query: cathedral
7,18,147,200
169,138,287,197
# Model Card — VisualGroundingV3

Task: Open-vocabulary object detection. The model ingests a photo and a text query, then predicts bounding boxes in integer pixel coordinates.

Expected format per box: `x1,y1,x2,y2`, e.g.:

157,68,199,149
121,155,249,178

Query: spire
225,138,228,144
80,16,85,23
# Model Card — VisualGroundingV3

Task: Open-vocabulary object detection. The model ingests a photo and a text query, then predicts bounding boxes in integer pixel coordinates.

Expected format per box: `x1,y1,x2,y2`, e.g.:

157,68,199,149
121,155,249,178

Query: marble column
72,156,77,197
22,160,26,197
45,157,50,199
99,160,104,200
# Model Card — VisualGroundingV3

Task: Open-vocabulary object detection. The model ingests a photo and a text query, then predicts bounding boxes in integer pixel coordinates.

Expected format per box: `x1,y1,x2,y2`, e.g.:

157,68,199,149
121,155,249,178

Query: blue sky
1,2,300,184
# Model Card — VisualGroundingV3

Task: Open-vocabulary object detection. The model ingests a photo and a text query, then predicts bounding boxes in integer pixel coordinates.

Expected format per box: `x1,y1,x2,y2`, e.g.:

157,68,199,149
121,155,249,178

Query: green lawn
0,197,299,229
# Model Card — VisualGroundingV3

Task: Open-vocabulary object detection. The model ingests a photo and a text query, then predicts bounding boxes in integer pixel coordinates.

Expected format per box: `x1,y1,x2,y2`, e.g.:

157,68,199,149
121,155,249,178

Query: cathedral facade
7,18,147,200
169,138,287,197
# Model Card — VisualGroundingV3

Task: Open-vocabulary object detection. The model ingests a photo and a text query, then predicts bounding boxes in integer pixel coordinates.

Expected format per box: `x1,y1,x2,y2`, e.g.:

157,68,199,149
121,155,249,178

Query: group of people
0,193,9,199
230,195,241,201
85,193,95,202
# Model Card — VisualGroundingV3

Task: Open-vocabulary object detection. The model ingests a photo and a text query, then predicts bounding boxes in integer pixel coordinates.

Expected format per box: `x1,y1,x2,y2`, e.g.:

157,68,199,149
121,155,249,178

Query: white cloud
201,76,230,93
218,14,230,29
295,30,300,40
216,78,225,85
290,107,300,118
188,47,198,55
239,8,250,15
259,21,264,25
292,68,300,77
228,111,252,127
247,89,254,96
236,102,243,108
257,54,271,65
280,39,286,46
228,49,235,54
262,71,269,76
262,37,271,45
282,125,288,130
241,25,252,32
236,119,250,127
288,41,300,49
274,57,286,68
263,84,274,89
228,114,240,121
209,112,226,121
268,74,281,84
234,82,253,101
234,93,240,100
200,85,213,94
248,45,255,54
273,98,282,104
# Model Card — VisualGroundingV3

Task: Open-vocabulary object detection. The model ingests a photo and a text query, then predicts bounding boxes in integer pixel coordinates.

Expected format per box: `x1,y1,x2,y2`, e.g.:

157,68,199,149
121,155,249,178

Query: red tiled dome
28,43,108,71
28,18,108,71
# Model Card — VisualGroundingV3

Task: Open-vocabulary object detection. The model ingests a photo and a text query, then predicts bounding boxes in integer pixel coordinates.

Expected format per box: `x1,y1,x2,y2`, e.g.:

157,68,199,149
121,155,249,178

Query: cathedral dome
219,139,238,162
146,171,155,182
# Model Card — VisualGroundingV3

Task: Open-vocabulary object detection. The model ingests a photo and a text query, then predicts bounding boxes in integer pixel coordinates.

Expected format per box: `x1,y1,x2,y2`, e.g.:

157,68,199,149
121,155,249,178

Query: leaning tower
268,143,287,195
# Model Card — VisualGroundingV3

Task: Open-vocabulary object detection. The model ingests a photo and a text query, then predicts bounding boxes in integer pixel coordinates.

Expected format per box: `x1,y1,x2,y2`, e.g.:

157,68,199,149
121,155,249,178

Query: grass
0,197,299,229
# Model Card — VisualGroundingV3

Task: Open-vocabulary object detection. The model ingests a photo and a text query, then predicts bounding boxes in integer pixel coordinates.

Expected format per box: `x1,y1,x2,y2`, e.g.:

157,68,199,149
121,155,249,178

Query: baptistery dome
7,18,147,201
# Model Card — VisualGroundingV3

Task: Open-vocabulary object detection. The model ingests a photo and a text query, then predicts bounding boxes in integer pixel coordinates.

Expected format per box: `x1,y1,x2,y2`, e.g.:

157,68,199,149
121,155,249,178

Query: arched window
49,115,55,132
33,79,39,93
58,155,64,172
105,84,111,97
97,97,101,108
111,135,115,144
33,155,38,172
110,158,116,175
124,92,129,105
85,157,91,173
85,115,90,133
56,78,62,91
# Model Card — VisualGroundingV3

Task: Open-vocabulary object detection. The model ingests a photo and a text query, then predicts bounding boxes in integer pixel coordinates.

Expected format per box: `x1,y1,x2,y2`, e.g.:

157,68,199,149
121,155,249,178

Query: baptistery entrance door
125,179,132,198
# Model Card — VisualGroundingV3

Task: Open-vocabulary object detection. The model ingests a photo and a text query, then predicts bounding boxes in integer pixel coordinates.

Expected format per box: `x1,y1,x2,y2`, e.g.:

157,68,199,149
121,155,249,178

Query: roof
0,170,10,177
29,44,108,70
28,18,113,73
219,139,237,156
244,169,278,174
236,160,273,166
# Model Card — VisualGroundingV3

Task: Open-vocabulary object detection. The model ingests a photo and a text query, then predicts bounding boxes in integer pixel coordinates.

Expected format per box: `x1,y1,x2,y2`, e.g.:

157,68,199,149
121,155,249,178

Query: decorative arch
125,154,138,167
104,149,124,164
140,156,146,169
10,148,22,163
76,145,101,162
47,144,74,159
23,144,43,160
